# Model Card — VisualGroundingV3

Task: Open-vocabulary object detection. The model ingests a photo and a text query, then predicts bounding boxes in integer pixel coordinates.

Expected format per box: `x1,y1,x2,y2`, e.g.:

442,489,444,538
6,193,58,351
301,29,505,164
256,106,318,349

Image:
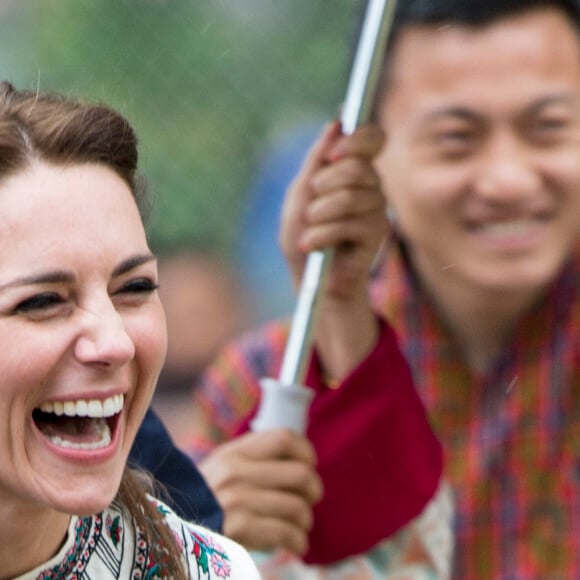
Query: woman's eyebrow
112,253,157,277
0,254,156,292
0,271,74,292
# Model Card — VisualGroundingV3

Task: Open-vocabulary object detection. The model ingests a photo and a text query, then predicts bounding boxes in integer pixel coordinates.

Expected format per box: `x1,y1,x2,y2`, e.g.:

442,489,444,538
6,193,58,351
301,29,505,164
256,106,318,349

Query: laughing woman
0,82,260,580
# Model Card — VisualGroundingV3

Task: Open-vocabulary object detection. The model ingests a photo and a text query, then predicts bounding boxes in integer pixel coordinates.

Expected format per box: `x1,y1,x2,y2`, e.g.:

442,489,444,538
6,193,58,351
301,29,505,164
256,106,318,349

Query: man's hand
280,120,388,380
199,429,323,556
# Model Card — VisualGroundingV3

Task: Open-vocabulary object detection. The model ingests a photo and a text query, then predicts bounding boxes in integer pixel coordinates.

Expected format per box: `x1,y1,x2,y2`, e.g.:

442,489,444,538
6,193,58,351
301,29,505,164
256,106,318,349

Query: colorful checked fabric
374,244,580,578
189,242,579,578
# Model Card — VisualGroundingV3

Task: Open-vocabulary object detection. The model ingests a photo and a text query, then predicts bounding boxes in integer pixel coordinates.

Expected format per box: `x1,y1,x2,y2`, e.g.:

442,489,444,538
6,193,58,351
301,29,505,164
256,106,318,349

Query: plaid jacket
190,242,579,579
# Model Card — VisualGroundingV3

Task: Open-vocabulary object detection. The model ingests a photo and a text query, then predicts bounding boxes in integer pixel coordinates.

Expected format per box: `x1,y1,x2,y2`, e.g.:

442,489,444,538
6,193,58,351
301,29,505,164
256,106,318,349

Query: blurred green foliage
0,0,359,254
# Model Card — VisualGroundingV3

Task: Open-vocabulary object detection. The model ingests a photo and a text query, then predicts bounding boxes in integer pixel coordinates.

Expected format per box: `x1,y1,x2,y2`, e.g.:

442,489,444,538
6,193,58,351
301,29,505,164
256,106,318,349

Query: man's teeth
479,219,537,237
38,394,124,418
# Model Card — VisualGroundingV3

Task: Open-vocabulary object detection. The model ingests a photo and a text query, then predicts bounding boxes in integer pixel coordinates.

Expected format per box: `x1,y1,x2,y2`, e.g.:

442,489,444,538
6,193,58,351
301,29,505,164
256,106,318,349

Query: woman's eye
116,278,159,295
14,293,65,316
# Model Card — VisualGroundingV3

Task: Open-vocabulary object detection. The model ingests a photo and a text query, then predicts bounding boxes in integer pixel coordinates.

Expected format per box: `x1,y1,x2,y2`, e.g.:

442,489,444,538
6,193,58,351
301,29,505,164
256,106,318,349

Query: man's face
377,7,580,300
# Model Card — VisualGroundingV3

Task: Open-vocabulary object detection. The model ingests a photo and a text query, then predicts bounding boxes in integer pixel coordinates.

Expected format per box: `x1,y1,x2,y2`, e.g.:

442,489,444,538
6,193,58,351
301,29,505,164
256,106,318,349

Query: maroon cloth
240,319,443,564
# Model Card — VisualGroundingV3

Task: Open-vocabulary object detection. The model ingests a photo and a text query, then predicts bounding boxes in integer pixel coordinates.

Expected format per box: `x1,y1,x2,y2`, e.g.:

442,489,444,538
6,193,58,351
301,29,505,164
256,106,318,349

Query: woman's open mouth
32,394,124,451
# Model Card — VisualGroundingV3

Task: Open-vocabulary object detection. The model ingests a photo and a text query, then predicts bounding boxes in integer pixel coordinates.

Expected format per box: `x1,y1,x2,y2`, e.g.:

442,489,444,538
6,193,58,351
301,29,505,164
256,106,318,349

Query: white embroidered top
15,497,261,580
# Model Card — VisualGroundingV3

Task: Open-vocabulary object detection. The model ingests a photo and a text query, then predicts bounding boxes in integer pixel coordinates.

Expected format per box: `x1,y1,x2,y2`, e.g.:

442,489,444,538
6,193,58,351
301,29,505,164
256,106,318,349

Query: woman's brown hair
0,81,185,579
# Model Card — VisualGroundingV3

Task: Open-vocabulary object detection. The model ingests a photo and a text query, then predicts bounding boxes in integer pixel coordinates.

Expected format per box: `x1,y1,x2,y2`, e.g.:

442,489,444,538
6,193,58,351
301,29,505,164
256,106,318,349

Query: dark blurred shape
152,250,249,445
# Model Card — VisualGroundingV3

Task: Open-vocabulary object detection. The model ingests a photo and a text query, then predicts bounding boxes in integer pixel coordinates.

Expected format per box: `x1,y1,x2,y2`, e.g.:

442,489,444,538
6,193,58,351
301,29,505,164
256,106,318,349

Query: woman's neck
0,499,70,579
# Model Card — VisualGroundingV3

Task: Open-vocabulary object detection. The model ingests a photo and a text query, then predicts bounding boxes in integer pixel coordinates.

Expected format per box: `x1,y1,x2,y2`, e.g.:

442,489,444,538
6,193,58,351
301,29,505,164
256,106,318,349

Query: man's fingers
300,213,387,254
310,156,381,194
221,429,318,465
291,120,342,189
306,186,386,224
224,513,309,556
326,123,385,162
219,487,315,532
204,455,323,503
199,430,324,503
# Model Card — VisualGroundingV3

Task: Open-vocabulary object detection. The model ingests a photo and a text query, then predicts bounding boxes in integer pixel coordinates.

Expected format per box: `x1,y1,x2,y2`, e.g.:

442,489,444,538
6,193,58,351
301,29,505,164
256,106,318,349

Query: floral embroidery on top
155,502,171,517
105,514,122,548
144,533,175,579
189,530,231,578
34,515,97,579
146,552,170,580
18,497,254,580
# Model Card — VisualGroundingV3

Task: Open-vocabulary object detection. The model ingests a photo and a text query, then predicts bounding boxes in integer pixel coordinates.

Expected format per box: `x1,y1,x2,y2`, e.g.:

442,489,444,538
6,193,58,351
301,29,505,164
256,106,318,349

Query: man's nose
474,131,541,204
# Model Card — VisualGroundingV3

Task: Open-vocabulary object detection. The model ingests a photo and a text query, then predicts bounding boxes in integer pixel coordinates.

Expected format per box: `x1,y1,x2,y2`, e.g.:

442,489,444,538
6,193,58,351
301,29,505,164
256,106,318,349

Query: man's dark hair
390,0,580,36
364,0,580,105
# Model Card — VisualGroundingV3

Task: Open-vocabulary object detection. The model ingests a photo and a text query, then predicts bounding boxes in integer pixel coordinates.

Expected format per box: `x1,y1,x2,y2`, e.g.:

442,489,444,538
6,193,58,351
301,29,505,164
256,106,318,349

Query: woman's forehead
0,162,148,264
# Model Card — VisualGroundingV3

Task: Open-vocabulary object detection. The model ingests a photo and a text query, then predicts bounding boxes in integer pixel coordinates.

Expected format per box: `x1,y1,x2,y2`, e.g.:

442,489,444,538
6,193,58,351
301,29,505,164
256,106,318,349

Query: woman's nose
74,301,136,367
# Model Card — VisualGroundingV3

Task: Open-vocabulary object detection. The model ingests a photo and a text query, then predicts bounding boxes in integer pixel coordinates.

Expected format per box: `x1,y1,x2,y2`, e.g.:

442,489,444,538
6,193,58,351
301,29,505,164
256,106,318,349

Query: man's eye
431,132,476,159
15,293,65,314
117,278,159,295
436,131,474,146
530,117,571,141
540,117,567,128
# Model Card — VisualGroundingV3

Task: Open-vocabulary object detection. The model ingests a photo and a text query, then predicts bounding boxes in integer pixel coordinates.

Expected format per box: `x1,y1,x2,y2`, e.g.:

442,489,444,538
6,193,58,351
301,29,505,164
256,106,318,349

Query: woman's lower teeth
47,422,112,450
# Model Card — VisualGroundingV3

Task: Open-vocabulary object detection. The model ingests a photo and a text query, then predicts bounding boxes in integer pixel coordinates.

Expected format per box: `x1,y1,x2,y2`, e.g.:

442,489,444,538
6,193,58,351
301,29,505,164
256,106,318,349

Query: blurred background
0,0,361,441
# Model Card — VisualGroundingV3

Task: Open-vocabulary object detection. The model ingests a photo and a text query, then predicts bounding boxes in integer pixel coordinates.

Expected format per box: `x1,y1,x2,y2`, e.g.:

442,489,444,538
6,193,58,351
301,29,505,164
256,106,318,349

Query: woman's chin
36,474,122,517
53,492,117,517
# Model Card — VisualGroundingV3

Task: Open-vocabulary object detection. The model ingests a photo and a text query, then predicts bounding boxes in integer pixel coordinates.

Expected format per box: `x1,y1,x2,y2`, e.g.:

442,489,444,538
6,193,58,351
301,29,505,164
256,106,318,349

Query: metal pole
278,0,397,387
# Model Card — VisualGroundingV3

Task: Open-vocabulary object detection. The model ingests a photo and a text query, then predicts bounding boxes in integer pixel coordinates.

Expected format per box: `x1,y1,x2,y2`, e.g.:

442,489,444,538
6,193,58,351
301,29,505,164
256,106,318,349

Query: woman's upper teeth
38,394,124,418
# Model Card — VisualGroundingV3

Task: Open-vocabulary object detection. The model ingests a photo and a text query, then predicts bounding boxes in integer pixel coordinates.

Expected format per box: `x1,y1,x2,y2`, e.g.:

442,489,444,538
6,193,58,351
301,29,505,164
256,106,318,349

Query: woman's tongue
35,412,111,448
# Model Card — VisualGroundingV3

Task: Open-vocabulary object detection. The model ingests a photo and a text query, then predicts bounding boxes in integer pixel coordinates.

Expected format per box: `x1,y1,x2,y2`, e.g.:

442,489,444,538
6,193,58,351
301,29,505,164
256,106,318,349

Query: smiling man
180,1,580,578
